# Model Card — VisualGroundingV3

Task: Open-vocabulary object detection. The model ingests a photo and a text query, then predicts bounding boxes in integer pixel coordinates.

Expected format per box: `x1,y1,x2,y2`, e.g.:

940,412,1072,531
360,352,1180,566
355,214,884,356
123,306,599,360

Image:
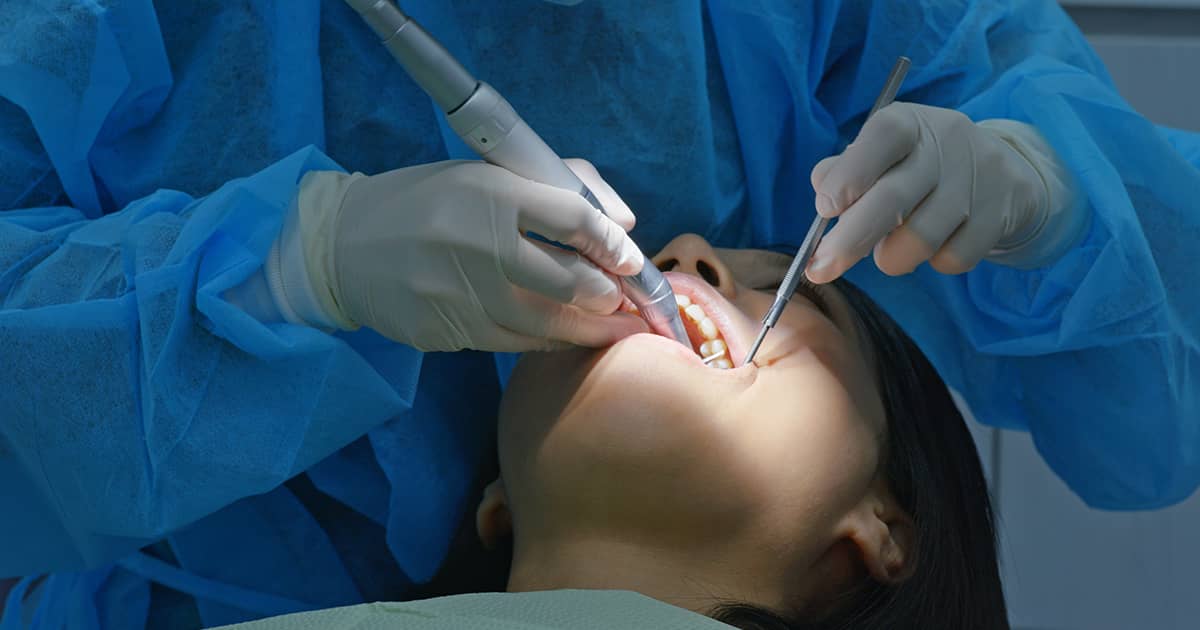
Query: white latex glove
807,103,1086,283
271,158,650,352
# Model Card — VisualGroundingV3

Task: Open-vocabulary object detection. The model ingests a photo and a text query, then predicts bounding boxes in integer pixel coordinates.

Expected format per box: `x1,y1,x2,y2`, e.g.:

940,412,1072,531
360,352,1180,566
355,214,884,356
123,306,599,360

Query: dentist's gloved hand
806,103,1086,283
271,158,649,352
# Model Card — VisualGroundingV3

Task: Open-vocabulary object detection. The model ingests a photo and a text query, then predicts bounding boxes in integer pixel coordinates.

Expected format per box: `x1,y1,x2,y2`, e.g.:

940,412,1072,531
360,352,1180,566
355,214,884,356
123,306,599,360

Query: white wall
1063,0,1200,8
1064,3,1200,131
996,430,1200,630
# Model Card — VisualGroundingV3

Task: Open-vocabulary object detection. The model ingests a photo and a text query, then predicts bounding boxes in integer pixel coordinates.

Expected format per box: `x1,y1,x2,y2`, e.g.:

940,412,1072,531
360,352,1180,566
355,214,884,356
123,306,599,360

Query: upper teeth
676,293,731,369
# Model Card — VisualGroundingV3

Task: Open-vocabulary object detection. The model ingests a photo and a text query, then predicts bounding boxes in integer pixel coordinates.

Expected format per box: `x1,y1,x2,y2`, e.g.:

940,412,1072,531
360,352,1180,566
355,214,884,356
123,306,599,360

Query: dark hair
711,279,1008,629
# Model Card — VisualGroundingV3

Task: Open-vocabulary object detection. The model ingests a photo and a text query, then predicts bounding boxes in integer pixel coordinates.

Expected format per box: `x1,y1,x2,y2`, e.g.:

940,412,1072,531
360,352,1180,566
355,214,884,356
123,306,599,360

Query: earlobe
843,491,916,584
476,479,513,550
874,511,916,583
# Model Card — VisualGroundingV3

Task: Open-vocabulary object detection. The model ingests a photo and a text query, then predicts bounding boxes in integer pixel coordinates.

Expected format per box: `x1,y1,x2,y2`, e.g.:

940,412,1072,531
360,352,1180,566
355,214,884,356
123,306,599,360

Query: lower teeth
675,298,730,368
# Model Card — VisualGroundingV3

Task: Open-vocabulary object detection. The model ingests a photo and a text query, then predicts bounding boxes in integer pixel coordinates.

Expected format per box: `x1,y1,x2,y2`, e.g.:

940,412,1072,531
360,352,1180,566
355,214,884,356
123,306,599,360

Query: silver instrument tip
742,325,770,366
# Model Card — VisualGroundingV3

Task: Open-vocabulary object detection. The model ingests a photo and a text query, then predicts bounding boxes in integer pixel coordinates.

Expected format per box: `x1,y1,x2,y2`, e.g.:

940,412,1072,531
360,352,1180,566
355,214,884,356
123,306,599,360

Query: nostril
696,260,720,287
657,258,679,272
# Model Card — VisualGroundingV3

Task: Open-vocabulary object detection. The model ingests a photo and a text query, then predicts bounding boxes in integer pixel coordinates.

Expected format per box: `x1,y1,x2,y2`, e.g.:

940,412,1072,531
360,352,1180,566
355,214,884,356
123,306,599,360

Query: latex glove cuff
266,171,362,330
979,119,1090,270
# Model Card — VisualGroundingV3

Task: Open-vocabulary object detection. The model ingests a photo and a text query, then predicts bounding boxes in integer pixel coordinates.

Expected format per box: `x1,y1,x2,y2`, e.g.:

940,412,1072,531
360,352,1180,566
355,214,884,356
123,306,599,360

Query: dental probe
742,56,911,366
343,0,691,348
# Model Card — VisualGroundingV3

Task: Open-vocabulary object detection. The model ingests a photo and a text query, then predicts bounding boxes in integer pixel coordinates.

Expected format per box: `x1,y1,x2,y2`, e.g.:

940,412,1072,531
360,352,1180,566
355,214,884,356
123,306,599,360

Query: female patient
473,233,1008,629
230,233,1008,629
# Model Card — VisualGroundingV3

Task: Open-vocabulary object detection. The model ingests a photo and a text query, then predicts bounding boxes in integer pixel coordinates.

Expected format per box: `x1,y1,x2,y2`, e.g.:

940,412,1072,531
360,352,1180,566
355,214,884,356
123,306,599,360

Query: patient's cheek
804,539,869,612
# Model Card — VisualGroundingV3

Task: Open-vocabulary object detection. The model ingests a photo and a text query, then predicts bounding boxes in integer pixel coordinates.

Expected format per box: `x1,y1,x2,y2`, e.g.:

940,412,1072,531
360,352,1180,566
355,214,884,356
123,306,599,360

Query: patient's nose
652,234,737,299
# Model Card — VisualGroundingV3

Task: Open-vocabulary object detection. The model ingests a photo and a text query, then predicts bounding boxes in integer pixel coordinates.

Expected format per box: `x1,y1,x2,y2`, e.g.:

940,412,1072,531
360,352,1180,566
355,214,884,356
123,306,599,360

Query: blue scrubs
2,0,1198,626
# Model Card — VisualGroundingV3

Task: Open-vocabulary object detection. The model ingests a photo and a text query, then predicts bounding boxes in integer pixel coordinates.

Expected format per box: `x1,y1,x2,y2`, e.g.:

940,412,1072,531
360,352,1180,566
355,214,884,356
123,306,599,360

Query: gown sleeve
0,1,423,575
0,143,419,576
823,0,1200,509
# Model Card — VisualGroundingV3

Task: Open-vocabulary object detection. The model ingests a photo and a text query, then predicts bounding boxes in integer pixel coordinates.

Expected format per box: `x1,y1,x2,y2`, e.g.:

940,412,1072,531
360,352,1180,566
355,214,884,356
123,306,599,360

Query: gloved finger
564,158,637,232
806,150,936,283
813,104,919,217
504,237,624,314
516,180,644,277
871,177,966,276
464,327,573,353
872,226,935,277
542,304,650,347
430,318,574,352
929,206,1008,275
810,155,839,207
499,288,650,347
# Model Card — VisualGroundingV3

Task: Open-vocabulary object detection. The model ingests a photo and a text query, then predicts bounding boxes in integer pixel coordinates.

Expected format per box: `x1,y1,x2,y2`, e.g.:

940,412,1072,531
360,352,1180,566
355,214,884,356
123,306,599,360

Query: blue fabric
2,0,1199,627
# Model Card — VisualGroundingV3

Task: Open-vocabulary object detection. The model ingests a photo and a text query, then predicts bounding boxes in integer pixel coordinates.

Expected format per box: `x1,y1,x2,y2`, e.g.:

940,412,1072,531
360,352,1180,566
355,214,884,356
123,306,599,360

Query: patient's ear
841,481,916,584
476,479,512,550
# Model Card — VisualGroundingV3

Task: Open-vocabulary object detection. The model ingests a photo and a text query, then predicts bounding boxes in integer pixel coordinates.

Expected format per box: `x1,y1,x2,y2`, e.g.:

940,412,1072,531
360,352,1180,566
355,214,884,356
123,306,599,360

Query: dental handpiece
741,56,911,366
344,0,691,348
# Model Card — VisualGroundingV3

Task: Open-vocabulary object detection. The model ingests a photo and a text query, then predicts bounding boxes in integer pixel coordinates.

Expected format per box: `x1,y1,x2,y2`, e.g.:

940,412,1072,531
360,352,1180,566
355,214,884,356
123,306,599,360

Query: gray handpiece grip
350,0,477,112
447,82,589,197
346,0,688,345
447,84,685,341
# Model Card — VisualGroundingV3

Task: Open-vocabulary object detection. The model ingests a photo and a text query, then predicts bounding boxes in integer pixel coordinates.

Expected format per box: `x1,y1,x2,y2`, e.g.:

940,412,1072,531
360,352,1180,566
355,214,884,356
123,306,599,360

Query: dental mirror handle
742,56,912,366
344,0,690,346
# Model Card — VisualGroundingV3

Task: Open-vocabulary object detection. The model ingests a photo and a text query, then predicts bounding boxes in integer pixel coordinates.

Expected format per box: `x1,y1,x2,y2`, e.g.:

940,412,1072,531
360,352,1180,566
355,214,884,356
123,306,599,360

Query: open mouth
661,272,745,369
619,272,749,369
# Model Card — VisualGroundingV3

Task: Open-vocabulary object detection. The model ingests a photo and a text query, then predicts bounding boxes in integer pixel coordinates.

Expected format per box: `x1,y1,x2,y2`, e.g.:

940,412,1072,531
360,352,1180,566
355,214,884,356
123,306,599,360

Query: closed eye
758,277,833,317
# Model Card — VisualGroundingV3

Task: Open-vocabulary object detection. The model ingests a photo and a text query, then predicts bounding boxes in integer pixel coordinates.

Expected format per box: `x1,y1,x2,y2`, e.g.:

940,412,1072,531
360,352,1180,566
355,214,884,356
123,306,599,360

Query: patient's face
496,234,892,610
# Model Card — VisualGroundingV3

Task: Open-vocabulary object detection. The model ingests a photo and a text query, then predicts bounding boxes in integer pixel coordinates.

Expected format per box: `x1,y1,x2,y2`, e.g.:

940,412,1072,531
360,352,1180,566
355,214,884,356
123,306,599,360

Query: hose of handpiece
344,0,691,347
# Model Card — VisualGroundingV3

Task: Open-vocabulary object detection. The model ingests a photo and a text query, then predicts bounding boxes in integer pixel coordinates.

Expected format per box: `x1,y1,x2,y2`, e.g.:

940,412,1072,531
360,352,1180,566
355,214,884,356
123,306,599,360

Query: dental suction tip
743,326,769,366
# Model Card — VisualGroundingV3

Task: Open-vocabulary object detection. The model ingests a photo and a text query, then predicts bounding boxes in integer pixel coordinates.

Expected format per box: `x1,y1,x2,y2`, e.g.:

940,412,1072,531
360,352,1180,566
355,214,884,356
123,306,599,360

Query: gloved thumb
542,307,649,348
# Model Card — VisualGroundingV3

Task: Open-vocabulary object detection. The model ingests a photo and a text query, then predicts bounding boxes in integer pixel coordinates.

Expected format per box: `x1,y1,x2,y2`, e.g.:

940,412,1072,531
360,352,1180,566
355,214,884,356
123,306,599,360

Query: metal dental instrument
741,56,911,367
344,0,691,347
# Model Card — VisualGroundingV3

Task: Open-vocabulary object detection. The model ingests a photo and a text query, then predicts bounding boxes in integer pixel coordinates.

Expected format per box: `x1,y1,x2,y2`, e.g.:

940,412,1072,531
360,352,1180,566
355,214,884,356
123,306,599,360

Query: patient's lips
662,272,754,369
619,271,755,368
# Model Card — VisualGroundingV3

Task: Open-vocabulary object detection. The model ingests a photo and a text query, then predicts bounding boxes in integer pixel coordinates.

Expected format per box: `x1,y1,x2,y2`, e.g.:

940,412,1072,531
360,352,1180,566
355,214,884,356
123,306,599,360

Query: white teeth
677,295,730,368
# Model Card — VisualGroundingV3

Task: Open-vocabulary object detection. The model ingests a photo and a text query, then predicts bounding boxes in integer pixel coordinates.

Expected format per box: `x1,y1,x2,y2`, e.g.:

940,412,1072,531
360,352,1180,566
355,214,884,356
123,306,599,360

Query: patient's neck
505,534,768,614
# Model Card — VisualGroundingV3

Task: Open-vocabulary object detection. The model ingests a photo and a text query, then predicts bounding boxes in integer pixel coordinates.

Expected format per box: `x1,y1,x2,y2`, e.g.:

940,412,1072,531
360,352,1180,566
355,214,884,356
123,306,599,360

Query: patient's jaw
486,234,913,616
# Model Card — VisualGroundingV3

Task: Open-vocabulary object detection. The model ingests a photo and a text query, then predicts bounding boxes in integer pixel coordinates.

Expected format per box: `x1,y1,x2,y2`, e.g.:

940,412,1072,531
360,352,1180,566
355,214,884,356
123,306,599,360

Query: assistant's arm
835,0,1200,509
0,147,416,576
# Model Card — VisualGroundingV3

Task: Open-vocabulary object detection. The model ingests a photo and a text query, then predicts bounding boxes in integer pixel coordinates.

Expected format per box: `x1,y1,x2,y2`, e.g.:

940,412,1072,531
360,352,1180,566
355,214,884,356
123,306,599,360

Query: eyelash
763,278,832,315
794,278,832,315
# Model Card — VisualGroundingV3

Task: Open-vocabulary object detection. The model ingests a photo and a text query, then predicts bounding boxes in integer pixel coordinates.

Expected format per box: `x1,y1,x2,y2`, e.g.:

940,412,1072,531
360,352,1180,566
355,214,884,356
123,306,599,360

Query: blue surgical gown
2,0,1198,627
